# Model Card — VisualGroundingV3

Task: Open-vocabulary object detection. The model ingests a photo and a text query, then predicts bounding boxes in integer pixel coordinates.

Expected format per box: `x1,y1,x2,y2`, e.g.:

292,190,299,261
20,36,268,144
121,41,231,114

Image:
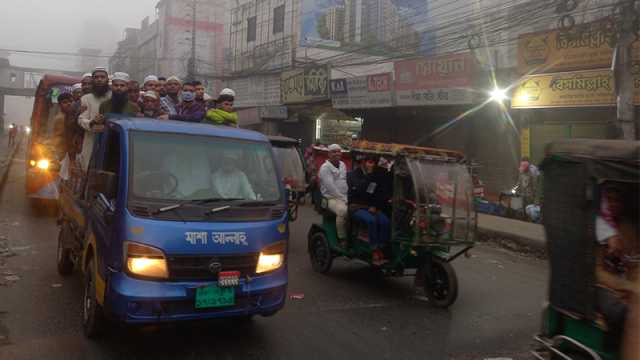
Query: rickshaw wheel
56,223,74,276
423,258,458,308
308,231,333,273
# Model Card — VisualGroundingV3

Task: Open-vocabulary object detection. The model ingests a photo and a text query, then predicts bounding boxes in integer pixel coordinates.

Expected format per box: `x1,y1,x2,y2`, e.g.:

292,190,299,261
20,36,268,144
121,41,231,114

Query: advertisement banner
300,0,434,54
512,69,640,108
229,75,281,108
330,73,393,109
394,53,475,106
281,65,329,104
517,21,640,74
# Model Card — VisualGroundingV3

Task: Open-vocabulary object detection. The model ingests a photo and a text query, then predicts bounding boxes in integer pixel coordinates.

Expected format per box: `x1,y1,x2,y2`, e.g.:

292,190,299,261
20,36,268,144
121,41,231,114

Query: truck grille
167,254,259,281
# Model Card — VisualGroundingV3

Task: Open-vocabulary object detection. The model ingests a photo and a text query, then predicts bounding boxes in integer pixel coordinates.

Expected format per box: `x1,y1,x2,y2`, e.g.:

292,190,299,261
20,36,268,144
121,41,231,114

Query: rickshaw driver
318,144,349,246
211,154,257,200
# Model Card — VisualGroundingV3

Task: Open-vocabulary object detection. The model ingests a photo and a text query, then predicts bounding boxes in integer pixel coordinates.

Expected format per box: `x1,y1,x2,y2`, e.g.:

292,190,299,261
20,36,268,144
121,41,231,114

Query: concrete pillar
0,93,4,135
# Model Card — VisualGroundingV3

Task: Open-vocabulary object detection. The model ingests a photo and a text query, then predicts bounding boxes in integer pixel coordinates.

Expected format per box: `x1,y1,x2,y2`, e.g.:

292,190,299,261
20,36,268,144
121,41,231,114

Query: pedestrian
98,72,140,116
170,82,205,122
516,159,536,210
204,88,238,127
138,91,168,119
160,76,181,115
78,67,111,171
318,144,349,247
7,123,17,147
128,80,141,104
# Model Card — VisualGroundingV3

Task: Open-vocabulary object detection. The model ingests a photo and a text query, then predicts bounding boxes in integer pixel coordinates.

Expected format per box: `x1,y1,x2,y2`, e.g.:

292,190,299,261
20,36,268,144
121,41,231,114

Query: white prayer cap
328,144,342,152
92,67,108,76
166,75,182,84
142,91,158,100
219,88,236,97
82,73,93,80
112,72,130,83
72,83,83,91
143,75,159,84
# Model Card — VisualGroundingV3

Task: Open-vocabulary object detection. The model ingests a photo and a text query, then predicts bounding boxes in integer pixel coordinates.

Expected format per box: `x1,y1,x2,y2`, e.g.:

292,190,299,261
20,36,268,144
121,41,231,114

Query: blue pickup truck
57,117,289,337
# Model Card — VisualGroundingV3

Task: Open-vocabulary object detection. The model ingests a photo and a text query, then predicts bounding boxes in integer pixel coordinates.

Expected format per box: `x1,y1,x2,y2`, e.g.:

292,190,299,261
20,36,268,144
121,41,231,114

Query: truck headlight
124,242,168,279
256,241,286,274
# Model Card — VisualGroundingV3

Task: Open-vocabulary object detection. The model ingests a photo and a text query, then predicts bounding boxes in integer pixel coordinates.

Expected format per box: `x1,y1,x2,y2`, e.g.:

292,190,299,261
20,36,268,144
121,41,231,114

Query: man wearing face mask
170,82,205,122
78,67,111,171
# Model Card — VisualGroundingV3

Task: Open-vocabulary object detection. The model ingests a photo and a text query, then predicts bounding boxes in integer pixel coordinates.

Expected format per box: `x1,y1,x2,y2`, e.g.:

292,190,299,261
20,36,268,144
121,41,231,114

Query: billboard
518,21,640,75
511,69,640,108
281,65,329,104
394,52,475,106
300,0,434,54
330,73,393,109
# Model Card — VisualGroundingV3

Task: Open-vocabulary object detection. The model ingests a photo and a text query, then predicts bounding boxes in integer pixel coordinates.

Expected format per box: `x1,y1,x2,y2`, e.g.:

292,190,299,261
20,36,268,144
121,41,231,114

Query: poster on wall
281,65,329,104
394,52,475,106
300,0,434,55
330,73,393,109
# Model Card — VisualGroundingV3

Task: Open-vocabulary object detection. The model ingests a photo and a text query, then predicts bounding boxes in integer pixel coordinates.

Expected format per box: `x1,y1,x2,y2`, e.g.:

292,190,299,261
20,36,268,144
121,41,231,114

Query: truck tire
82,257,106,339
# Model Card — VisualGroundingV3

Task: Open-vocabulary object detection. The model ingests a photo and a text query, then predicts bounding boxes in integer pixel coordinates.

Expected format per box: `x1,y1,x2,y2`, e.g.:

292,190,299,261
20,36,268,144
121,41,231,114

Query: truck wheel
423,257,458,308
309,231,333,274
82,258,106,339
56,223,74,276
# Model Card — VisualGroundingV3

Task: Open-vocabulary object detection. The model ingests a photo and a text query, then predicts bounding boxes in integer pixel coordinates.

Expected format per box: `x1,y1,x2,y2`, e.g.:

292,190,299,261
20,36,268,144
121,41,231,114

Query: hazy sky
0,0,158,71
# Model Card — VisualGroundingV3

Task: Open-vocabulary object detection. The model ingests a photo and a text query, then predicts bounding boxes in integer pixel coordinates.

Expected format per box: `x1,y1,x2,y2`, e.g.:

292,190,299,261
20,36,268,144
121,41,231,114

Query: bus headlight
124,242,168,279
36,159,50,170
256,241,286,274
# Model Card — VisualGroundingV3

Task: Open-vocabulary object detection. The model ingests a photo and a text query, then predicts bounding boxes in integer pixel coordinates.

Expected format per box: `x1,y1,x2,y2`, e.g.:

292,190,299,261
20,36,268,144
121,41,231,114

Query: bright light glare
256,253,284,274
127,257,168,278
490,88,508,102
36,159,50,170
25,126,31,134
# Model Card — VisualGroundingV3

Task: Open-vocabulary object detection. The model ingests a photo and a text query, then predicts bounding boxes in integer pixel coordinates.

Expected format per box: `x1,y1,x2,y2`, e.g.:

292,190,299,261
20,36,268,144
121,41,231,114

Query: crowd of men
53,67,239,175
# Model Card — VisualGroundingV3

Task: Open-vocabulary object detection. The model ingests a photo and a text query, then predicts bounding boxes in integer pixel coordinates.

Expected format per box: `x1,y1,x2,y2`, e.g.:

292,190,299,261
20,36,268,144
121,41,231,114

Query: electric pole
187,0,197,81
614,0,638,140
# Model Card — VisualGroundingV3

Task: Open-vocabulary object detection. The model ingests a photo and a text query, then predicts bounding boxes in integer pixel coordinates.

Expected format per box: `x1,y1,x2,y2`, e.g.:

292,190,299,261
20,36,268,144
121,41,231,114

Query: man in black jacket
348,155,392,264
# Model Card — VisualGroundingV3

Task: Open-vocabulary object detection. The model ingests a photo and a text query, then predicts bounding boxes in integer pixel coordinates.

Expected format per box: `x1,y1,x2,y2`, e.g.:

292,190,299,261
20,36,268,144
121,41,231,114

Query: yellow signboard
512,69,640,109
518,22,639,74
520,128,530,159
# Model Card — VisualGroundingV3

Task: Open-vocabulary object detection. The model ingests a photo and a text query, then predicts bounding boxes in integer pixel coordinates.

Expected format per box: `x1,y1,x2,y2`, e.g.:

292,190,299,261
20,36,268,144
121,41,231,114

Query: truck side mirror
88,170,118,200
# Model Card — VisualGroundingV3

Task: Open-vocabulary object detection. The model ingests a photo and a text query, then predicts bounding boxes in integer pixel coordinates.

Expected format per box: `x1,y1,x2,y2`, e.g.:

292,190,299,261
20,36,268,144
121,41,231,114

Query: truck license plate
195,285,235,309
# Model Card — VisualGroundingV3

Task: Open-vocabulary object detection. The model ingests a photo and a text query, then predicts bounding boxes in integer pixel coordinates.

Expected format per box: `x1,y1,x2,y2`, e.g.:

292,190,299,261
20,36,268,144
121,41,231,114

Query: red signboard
166,16,223,33
394,53,475,91
367,73,391,92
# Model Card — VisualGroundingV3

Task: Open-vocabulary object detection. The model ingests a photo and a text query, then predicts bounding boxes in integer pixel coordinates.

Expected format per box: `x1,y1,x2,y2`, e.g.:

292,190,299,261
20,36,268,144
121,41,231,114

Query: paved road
0,143,548,360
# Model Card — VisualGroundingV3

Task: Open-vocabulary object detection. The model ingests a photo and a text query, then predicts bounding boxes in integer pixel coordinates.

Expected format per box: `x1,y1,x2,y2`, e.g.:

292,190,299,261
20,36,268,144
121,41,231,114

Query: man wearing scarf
160,75,181,115
78,67,111,171
99,72,140,115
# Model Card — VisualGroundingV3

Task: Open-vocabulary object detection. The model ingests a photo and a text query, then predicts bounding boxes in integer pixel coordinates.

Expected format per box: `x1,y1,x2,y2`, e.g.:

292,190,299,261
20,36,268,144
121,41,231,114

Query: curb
477,227,547,257
0,135,22,194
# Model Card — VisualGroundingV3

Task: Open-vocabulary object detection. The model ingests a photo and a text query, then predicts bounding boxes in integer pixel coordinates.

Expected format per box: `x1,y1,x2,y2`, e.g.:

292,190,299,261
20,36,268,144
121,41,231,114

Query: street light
489,87,508,103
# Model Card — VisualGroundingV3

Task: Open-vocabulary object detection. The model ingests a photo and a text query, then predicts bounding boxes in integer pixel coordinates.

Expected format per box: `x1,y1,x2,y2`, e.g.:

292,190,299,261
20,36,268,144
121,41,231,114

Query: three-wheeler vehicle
307,140,477,308
268,136,306,221
26,74,80,200
532,139,639,360
57,117,290,337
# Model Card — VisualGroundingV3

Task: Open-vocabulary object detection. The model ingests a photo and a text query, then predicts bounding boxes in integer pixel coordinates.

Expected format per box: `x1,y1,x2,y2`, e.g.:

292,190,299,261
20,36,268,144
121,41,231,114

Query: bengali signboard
300,0,434,54
281,65,329,104
512,69,640,108
258,106,288,119
394,53,475,106
229,75,281,108
518,21,640,75
330,73,393,109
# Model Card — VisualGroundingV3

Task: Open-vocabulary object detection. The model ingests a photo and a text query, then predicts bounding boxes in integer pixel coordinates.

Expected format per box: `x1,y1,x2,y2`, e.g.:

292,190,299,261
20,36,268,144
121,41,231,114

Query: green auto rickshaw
532,139,640,360
307,140,477,308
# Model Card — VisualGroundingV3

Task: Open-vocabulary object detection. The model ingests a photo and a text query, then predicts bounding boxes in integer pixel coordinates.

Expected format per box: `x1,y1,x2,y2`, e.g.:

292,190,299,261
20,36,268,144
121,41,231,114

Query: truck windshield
130,131,282,203
272,145,305,191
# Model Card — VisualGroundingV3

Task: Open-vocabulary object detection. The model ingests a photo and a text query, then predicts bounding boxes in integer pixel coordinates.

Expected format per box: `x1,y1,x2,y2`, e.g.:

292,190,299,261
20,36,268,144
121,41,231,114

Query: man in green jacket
99,72,140,116
204,88,238,127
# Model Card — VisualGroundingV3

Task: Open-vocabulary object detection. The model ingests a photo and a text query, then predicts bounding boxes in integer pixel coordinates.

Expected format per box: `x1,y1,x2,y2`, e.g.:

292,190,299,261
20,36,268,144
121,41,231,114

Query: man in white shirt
319,144,349,242
77,67,111,171
211,155,256,200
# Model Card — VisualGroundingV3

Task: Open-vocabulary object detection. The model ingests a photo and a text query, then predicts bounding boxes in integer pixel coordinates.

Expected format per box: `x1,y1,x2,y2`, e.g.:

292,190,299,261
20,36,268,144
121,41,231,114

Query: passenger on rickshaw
348,154,393,265
318,144,349,246
594,183,640,360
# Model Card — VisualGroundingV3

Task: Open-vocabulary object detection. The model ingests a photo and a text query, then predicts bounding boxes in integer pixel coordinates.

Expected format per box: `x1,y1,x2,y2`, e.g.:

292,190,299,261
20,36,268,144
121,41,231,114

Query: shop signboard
259,106,288,119
281,65,329,104
330,73,393,109
394,52,475,106
517,21,640,74
512,69,640,108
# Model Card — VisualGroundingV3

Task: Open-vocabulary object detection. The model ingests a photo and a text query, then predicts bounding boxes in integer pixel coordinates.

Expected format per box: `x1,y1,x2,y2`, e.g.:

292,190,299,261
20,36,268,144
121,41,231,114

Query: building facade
108,28,140,79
